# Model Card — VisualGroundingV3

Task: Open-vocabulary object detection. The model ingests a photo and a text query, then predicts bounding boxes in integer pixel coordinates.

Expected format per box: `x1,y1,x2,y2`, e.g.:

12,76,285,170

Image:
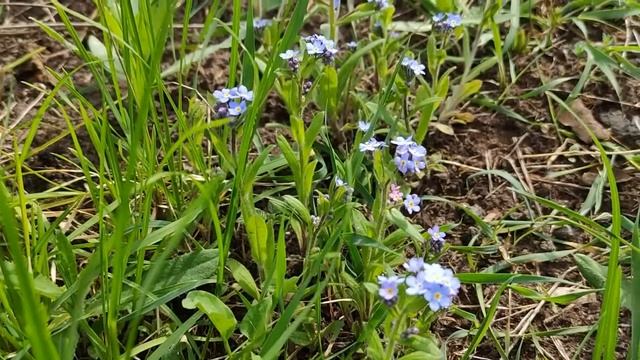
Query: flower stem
384,307,406,359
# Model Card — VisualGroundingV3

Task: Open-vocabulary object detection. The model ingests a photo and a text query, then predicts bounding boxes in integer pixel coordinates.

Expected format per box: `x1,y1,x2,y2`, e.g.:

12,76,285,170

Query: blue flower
401,261,460,311
228,100,247,116
358,120,371,132
432,13,446,23
408,144,427,158
428,225,446,243
392,137,427,175
401,57,415,67
413,158,426,172
333,0,340,10
405,272,428,296
403,257,425,274
401,57,425,77
394,152,415,175
304,34,338,62
391,135,414,154
359,138,386,153
231,85,253,101
403,194,421,214
279,49,300,60
213,88,233,103
335,177,346,187
440,268,461,296
253,18,272,30
378,275,402,304
410,62,425,76
433,12,463,30
423,283,452,311
428,225,446,252
368,0,390,10
346,41,358,50
445,13,462,28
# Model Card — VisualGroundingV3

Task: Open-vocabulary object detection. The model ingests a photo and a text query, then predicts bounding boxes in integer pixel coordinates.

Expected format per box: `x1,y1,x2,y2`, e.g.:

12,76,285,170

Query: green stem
384,308,406,359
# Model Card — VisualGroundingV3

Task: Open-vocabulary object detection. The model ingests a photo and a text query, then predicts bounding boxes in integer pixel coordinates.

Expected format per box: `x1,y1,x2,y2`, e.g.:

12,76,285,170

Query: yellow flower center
434,292,442,300
385,288,394,296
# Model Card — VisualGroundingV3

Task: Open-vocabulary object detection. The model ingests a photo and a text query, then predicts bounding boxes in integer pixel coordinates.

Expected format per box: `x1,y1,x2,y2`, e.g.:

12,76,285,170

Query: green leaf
386,208,424,243
317,66,339,118
366,333,385,360
457,273,571,285
510,285,597,305
182,290,236,340
228,258,260,299
245,212,270,270
344,233,400,255
403,334,441,356
461,80,483,100
574,253,607,289
239,297,273,341
398,350,440,360
153,249,219,293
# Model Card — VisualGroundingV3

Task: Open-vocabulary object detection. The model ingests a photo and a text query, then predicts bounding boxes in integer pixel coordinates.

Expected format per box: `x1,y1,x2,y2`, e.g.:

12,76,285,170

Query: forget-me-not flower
280,49,300,60
392,136,427,175
304,34,338,63
404,194,421,214
280,49,301,72
228,101,247,116
428,225,446,252
423,283,452,311
368,0,390,10
253,18,272,30
232,85,253,101
358,120,371,132
213,88,233,103
394,152,415,175
401,57,426,77
405,272,428,296
433,13,463,30
391,135,414,154
359,138,386,153
378,275,402,305
403,257,425,273
388,184,403,203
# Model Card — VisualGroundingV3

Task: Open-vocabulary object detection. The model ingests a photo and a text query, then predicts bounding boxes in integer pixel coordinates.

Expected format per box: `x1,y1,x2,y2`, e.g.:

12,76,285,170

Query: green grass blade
632,209,640,359
0,181,60,359
546,92,622,359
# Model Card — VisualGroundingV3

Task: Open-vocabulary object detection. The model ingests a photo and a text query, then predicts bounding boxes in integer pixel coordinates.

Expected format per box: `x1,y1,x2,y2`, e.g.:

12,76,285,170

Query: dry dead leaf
558,99,611,143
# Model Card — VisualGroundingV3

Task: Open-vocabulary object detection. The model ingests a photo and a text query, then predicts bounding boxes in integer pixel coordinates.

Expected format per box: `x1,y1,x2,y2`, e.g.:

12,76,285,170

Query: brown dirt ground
1,1,637,359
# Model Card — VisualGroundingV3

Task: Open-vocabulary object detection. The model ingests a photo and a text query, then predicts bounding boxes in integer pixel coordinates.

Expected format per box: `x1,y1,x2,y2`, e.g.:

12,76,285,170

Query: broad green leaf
403,334,441,357
228,258,260,299
245,212,270,270
461,80,483,100
182,290,236,339
317,66,338,118
386,208,424,243
239,297,272,341
367,333,385,360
